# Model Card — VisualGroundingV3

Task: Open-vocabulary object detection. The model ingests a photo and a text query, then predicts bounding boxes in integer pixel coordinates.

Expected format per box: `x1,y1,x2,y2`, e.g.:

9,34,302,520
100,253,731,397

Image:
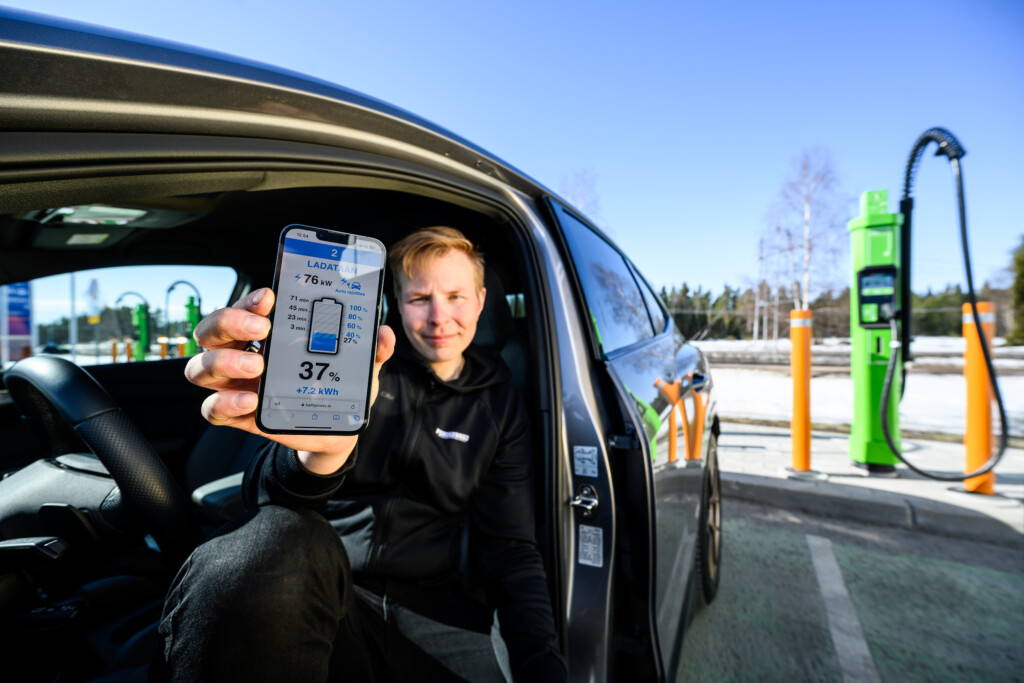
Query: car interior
0,170,561,678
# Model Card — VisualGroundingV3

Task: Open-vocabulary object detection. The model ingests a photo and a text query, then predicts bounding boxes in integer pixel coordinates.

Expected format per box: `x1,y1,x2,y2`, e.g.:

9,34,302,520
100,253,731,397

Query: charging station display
856,267,897,328
257,225,385,434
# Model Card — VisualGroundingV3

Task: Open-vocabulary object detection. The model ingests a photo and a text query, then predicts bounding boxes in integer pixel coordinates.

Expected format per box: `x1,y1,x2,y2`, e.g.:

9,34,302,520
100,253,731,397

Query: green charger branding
257,225,385,434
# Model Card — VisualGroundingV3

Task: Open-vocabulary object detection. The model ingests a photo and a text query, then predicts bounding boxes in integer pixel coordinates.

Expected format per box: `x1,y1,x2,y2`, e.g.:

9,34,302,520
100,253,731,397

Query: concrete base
852,461,900,478
782,466,829,482
945,486,1023,508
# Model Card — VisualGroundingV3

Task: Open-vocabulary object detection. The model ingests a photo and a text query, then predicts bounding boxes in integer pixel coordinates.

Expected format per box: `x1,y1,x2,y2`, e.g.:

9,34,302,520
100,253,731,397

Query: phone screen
256,225,386,434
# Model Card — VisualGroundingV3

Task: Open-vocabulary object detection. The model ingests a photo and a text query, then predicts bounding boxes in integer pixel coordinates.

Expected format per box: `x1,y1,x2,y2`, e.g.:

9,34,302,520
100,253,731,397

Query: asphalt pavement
677,498,1024,682
717,421,1024,547
677,408,1023,682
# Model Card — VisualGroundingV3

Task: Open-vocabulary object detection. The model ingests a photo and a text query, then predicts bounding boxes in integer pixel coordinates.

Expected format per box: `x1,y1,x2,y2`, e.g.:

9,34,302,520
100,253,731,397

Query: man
162,227,566,682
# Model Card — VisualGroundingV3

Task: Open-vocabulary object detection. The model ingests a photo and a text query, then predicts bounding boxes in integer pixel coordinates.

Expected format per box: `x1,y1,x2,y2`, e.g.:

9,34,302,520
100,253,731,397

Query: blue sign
2,281,32,363
5,282,30,336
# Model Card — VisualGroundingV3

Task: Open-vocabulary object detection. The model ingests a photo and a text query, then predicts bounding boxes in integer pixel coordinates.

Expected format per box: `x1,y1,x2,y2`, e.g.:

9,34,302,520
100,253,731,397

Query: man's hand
184,287,395,474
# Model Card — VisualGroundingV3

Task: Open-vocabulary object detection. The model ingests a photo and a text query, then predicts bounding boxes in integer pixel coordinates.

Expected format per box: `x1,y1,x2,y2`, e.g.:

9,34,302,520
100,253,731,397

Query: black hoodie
243,343,566,680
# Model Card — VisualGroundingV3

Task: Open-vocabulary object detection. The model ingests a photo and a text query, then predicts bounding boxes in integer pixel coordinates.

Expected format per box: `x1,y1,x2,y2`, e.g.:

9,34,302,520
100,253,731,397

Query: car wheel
696,433,722,604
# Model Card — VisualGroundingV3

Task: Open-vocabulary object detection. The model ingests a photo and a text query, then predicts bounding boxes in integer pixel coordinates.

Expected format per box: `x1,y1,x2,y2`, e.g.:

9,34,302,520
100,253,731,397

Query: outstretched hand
184,287,395,473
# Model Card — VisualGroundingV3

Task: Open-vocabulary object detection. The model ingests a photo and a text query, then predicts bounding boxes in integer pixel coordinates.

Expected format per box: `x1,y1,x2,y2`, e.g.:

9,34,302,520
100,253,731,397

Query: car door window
551,202,654,354
630,261,668,334
3,265,237,367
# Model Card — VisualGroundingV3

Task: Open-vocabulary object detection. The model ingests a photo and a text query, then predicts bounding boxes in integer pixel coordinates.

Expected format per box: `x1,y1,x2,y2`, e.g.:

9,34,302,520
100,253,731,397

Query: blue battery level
308,298,343,354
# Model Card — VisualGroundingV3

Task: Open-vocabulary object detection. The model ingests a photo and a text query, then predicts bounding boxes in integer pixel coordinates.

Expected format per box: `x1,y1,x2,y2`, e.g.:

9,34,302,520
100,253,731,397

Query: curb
720,416,1024,449
721,472,1024,547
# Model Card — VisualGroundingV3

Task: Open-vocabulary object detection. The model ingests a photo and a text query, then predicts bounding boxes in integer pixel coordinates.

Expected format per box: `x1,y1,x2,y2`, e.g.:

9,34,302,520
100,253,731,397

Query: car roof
0,7,549,200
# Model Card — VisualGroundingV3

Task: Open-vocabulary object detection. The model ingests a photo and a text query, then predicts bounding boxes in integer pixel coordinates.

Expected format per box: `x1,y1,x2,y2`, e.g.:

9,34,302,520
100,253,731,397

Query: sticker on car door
573,445,599,477
579,524,604,567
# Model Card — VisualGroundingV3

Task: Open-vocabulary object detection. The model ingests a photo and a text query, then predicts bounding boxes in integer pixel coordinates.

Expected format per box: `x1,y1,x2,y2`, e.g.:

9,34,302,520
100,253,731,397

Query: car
0,8,721,682
39,342,70,355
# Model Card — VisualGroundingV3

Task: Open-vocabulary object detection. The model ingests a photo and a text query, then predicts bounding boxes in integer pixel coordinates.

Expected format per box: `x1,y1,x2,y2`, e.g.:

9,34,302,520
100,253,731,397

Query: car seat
186,427,265,524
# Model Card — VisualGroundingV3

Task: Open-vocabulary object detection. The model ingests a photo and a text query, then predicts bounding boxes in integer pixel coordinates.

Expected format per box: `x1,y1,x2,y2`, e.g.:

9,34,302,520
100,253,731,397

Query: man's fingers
191,288,275,349
375,324,396,366
230,287,276,315
193,306,272,350
200,390,260,427
185,348,264,389
367,325,396,409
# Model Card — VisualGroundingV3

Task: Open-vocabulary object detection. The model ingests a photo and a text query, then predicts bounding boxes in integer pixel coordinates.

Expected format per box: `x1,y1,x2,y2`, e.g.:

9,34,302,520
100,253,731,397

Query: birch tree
768,147,848,310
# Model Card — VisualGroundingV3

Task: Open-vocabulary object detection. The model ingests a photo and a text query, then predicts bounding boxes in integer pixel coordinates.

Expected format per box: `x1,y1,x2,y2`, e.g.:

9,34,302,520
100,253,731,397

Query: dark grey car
0,8,721,681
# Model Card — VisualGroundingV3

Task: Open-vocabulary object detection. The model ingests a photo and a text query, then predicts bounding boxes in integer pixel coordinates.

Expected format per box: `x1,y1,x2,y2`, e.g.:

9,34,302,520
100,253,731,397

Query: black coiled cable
901,127,967,198
881,129,1009,481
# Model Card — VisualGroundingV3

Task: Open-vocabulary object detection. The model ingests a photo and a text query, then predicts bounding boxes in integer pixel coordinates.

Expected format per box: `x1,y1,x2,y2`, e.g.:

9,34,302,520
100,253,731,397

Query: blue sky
5,0,1022,311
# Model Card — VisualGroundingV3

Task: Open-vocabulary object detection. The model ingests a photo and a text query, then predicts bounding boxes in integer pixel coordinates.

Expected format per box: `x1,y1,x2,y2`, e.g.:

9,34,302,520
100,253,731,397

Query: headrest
473,268,512,353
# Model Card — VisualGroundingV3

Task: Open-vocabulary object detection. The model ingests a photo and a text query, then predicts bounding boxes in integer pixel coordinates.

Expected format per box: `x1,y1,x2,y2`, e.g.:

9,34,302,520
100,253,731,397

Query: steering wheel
3,355,201,567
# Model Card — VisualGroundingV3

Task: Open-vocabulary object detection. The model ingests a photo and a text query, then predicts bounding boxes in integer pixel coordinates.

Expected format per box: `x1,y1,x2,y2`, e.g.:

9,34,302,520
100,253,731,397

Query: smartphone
256,224,386,435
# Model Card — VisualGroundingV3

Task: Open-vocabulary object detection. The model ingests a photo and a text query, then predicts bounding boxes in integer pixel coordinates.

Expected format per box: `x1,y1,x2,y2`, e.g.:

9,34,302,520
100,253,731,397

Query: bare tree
766,147,849,310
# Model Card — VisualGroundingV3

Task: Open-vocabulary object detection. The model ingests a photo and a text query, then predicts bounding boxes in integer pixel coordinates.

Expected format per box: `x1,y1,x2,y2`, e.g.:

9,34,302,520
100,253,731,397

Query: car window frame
628,259,669,336
544,197,665,360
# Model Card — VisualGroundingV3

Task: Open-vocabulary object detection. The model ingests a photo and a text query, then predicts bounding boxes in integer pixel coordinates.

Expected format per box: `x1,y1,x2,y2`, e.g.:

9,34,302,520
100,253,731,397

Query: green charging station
842,128,1008,482
183,295,200,356
130,303,150,362
848,189,901,470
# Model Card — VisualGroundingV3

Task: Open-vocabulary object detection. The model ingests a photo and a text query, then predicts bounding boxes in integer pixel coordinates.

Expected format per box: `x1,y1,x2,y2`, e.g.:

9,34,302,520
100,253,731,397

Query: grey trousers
157,505,507,682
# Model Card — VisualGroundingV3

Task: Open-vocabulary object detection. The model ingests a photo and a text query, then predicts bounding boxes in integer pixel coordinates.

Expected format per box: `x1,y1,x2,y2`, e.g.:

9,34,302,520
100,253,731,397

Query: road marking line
806,534,880,683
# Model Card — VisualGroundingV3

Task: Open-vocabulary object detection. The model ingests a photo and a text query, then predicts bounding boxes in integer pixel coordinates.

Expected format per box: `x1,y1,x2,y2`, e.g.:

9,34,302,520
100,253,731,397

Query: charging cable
879,128,1009,481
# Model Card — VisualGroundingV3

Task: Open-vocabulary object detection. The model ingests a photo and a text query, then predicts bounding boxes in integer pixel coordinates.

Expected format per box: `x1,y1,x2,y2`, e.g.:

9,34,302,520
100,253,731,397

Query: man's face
397,249,485,377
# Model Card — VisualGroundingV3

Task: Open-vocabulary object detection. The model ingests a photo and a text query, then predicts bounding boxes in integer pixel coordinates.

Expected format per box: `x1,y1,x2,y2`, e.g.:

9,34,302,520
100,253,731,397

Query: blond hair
389,226,485,298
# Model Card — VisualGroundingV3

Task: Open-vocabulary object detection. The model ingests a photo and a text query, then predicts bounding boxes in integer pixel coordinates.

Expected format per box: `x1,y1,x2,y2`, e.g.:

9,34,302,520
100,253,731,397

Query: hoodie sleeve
470,385,567,683
242,439,356,512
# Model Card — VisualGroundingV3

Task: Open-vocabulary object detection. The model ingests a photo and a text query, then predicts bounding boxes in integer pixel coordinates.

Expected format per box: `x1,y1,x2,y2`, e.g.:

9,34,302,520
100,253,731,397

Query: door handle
570,485,599,518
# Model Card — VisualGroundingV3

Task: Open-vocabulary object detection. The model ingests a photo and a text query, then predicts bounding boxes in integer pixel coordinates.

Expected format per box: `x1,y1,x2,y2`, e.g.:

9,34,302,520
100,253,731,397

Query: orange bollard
655,374,710,462
159,337,169,359
177,337,187,357
111,341,119,363
790,309,812,471
668,398,679,464
963,302,996,494
677,383,690,460
689,390,707,460
655,378,682,463
125,340,133,362
677,372,703,460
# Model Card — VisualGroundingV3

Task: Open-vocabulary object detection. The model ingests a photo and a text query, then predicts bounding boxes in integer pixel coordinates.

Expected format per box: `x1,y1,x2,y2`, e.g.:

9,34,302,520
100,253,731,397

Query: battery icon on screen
308,298,343,354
